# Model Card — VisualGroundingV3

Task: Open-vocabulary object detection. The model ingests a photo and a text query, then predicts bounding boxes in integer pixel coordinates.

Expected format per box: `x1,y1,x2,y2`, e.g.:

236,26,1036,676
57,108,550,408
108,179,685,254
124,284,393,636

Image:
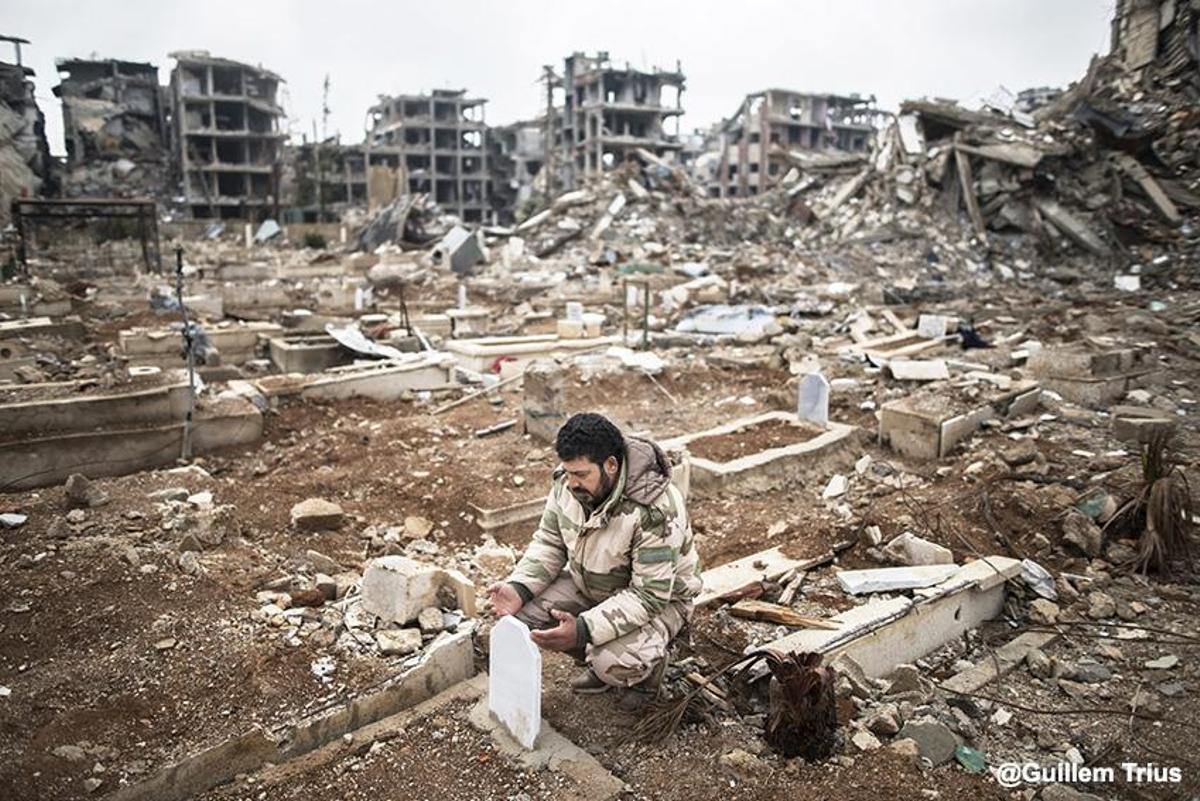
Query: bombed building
0,35,56,225
168,50,286,220
53,57,169,199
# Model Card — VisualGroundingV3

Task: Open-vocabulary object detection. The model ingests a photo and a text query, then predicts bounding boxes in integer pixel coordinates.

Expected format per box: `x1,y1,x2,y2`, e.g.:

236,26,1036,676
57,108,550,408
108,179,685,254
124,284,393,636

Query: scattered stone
1028,598,1060,624
718,748,764,779
306,549,340,574
1001,440,1038,467
83,777,103,793
1144,654,1178,670
851,729,882,751
65,473,109,508
1086,591,1116,620
53,744,87,762
0,513,26,529
1106,540,1138,565
897,719,958,765
404,515,435,539
991,708,1012,726
1026,648,1053,679
290,498,344,532
417,606,445,634
361,556,465,625
1041,784,1105,801
187,491,213,508
881,531,953,566
1058,678,1090,698
178,551,200,575
1130,687,1164,716
1157,681,1185,697
1066,662,1112,684
886,664,925,696
474,544,516,575
866,703,901,736
887,737,921,762
177,533,203,553
147,487,189,502
154,637,177,651
66,509,87,525
375,628,423,656
1061,512,1102,558
314,573,338,601
822,473,849,499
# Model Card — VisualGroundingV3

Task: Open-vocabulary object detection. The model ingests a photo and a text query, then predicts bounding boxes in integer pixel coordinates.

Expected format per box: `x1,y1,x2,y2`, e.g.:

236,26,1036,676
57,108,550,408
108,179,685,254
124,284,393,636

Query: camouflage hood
622,436,672,506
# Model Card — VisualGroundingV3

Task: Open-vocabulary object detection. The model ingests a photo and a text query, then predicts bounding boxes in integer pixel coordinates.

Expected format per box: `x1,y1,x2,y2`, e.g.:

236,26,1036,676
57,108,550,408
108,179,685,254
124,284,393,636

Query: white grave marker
797,373,830,429
488,616,542,749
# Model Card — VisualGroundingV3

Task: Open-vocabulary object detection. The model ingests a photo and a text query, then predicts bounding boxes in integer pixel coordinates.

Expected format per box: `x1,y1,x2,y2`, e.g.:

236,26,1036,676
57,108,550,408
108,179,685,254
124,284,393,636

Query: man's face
561,455,619,505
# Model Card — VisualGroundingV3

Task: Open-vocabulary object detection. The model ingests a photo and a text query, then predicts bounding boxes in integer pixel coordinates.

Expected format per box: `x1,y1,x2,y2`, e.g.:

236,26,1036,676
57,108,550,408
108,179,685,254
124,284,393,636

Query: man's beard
572,469,614,508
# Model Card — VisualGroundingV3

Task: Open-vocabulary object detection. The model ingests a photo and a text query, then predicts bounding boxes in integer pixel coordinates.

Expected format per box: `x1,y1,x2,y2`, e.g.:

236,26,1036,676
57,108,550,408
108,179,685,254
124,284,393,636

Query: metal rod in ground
175,244,197,461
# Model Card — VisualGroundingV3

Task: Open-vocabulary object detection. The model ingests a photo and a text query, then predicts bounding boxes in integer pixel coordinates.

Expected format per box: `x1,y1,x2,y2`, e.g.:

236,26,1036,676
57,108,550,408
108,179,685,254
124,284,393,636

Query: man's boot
569,668,610,694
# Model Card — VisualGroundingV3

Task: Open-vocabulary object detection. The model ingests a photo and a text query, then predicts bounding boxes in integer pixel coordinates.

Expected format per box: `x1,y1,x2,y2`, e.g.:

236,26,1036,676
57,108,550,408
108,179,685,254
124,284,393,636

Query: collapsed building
53,57,169,199
289,140,409,222
168,50,286,220
367,89,490,223
0,35,56,226
555,51,685,189
488,117,545,223
700,89,881,198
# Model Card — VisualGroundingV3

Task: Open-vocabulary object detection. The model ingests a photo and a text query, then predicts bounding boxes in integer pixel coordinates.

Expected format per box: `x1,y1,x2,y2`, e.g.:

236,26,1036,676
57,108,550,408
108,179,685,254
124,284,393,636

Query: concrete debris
290,498,345,532
881,532,953,566
64,473,110,508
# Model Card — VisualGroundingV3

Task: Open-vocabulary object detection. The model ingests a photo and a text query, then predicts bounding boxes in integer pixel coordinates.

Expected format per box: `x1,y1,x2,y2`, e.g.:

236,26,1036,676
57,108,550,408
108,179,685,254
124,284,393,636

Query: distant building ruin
367,89,490,223
168,51,286,220
706,89,878,198
0,35,56,225
53,57,169,199
555,51,685,188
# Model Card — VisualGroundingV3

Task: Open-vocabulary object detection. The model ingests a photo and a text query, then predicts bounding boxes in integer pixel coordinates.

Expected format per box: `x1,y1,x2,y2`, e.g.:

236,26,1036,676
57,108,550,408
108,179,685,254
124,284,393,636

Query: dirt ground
2,295,1199,801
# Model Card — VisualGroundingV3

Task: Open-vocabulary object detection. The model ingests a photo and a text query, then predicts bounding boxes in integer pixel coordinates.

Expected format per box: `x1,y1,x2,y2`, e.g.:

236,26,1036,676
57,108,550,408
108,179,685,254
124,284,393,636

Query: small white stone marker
488,616,542,749
797,373,830,428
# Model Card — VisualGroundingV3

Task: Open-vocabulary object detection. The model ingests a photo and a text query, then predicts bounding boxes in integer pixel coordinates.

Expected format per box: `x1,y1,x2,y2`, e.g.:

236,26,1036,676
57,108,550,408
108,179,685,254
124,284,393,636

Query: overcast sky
9,0,1116,156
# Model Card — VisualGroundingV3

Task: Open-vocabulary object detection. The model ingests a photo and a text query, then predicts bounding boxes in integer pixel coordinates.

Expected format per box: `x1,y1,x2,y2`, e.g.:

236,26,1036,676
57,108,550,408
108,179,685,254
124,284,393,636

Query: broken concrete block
315,573,338,601
1028,598,1060,624
290,498,344,532
881,532,953,566
488,616,542,749
375,628,423,656
417,606,445,634
897,719,958,765
65,473,109,508
360,556,476,625
403,515,435,539
306,548,340,574
1061,511,1101,557
523,359,566,445
361,556,447,625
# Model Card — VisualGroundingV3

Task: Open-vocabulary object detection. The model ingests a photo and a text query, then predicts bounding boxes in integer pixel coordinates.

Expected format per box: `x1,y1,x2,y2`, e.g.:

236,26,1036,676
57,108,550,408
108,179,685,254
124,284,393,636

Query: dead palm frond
1102,429,1195,574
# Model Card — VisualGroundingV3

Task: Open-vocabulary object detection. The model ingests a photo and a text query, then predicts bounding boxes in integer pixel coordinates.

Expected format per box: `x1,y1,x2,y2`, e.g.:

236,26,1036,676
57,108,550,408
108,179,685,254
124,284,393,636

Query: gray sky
8,0,1116,157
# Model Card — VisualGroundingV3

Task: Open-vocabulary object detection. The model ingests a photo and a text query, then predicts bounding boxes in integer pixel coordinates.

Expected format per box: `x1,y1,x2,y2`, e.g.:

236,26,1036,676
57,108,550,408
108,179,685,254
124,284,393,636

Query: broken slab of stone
1061,511,1102,558
836,564,960,595
897,718,959,765
881,532,953,566
360,555,476,625
375,628,423,656
290,498,345,532
522,359,567,444
65,473,109,508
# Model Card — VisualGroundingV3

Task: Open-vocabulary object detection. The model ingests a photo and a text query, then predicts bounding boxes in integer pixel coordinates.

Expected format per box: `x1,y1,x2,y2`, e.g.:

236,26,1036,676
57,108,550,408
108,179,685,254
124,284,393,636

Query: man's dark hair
556,413,625,467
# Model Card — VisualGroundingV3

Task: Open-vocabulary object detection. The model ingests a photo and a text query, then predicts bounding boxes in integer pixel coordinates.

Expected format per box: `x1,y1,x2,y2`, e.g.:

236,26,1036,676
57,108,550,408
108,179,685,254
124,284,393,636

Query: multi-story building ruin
556,51,685,189
489,117,545,223
0,35,56,224
53,57,169,198
367,89,489,223
168,51,286,220
707,89,878,197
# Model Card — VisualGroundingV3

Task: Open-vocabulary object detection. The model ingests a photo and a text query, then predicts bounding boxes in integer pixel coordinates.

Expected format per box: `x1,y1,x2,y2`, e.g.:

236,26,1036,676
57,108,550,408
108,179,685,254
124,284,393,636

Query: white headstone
565,301,584,322
797,373,830,428
488,616,542,749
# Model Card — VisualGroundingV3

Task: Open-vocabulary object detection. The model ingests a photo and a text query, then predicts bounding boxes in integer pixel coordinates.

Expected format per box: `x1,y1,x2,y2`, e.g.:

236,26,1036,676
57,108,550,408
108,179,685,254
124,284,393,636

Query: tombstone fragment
523,359,566,444
797,373,830,428
488,616,542,749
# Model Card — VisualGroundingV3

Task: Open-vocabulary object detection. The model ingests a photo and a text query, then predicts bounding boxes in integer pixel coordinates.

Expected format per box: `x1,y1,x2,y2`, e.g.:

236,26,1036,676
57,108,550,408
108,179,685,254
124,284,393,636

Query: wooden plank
953,137,989,243
1112,152,1182,225
730,599,840,629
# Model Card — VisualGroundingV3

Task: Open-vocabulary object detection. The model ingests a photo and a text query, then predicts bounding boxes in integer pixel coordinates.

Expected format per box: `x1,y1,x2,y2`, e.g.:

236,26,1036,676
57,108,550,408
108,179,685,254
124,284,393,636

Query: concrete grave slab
797,373,830,428
488,616,542,749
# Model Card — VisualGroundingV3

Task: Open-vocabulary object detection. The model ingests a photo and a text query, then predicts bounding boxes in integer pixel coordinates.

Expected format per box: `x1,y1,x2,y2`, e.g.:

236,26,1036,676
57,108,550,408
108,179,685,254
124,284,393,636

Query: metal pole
642,280,650,350
175,245,197,461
